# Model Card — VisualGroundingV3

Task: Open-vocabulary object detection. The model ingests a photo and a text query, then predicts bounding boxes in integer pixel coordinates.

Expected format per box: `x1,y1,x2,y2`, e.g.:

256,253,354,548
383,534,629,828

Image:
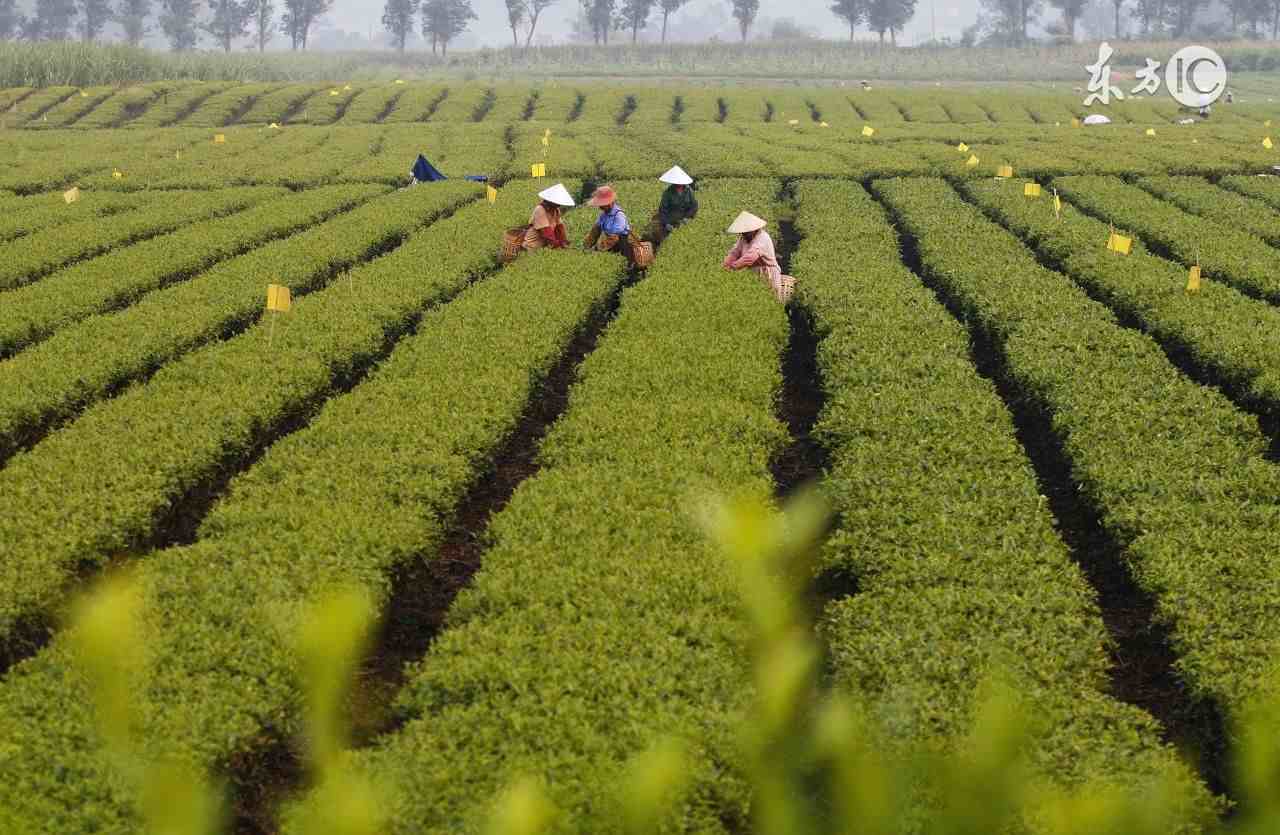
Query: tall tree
78,0,111,39
382,0,417,50
830,0,864,38
730,0,757,40
421,0,474,55
1110,0,1123,34
656,0,684,41
1272,0,1279,38
250,0,272,48
1048,0,1085,37
979,0,1037,43
202,0,250,49
503,0,524,43
24,0,78,39
280,0,328,48
116,0,151,44
1167,0,1200,34
866,0,915,42
580,0,613,42
160,0,200,48
0,0,23,38
617,0,651,41
523,0,554,44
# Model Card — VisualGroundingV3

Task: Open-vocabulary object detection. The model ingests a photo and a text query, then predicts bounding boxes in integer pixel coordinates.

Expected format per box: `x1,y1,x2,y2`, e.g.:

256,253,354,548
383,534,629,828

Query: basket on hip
500,226,526,264
631,238,654,269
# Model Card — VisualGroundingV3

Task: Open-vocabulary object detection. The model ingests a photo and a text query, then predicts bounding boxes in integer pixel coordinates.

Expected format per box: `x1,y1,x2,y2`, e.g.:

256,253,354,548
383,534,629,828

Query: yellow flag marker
395,79,405,84
820,121,829,127
329,89,339,96
63,186,80,204
541,135,549,147
1053,189,1062,220
1024,182,1041,198
214,133,226,144
1106,230,1132,255
1186,265,1201,293
1266,119,1273,127
344,84,352,91
266,284,292,313
1265,137,1274,150
996,164,1014,178
1145,128,1156,136
486,185,497,204
1071,117,1081,128
112,169,123,179
787,118,799,125
862,125,875,137
531,163,546,177
268,122,281,129
957,142,969,152
965,154,980,168
79,90,88,98
544,128,551,138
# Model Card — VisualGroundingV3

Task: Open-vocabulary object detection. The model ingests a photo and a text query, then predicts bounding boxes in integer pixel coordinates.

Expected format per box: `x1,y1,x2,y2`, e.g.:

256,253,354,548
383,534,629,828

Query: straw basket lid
727,211,767,234
659,165,693,185
587,185,617,207
538,183,576,207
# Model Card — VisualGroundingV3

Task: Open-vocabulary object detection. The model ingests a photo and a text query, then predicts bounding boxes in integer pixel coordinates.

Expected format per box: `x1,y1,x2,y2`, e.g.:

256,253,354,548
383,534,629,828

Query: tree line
0,0,332,49
969,0,1280,43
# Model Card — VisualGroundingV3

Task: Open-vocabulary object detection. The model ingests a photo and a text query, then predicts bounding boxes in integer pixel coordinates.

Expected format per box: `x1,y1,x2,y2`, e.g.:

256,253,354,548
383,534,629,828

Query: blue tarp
411,154,446,182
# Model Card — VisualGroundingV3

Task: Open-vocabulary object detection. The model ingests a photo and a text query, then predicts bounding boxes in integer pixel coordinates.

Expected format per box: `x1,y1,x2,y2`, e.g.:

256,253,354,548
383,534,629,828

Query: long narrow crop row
1,86,75,125
281,179,787,835
337,83,403,123
1134,175,1280,247
0,179,569,661
961,177,1280,414
295,84,362,124
1055,175,1280,304
793,180,1215,824
0,245,628,835
0,188,145,242
0,184,384,356
25,86,115,128
1219,174,1280,212
380,84,446,123
0,185,467,444
180,82,275,128
127,82,233,127
428,84,495,122
77,129,317,190
874,176,1280,728
74,82,181,128
0,184,276,291
237,83,325,124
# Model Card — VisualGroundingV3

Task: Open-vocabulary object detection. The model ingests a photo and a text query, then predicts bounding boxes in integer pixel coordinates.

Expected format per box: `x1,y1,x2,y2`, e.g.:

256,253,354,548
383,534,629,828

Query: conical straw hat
587,185,617,207
538,183,575,207
659,165,693,185
727,211,767,234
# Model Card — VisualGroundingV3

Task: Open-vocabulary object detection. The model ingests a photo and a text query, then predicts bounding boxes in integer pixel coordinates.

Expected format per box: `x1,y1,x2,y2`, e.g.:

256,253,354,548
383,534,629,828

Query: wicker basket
777,274,796,303
632,240,654,269
500,227,526,264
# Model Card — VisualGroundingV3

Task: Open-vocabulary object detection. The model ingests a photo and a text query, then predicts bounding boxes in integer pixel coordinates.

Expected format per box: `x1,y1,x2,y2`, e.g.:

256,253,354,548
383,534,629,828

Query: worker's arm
727,240,763,269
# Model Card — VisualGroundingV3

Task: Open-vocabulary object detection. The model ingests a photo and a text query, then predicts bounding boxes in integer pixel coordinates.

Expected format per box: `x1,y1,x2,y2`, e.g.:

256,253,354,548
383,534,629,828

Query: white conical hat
659,165,693,185
538,183,575,207
727,211,766,234
1082,113,1111,126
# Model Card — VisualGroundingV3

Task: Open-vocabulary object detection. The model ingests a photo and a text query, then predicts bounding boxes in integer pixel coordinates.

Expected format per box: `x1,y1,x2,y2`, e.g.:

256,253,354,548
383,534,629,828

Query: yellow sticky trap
1071,118,1081,128
996,164,1014,178
395,79,405,84
530,163,546,178
541,135,549,147
1106,231,1132,255
543,128,551,138
1053,191,1062,219
1145,128,1156,136
1264,137,1274,150
820,121,829,127
268,122,281,129
1024,182,1042,198
957,142,969,152
79,90,88,98
965,154,979,168
63,187,80,204
175,149,181,160
787,118,799,125
861,125,875,137
486,185,497,204
1186,265,1201,293
329,89,339,96
266,284,292,313
214,133,226,144
344,84,352,91
1266,119,1273,127
112,169,123,179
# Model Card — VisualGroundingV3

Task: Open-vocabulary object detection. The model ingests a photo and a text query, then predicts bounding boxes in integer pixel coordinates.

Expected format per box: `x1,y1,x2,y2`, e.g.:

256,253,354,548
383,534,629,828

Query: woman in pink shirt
722,211,782,296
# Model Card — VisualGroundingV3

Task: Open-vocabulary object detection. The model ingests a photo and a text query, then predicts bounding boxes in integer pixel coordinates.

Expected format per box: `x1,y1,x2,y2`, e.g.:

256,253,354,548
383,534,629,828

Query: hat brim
727,212,767,234
587,192,616,207
659,166,693,185
538,184,576,206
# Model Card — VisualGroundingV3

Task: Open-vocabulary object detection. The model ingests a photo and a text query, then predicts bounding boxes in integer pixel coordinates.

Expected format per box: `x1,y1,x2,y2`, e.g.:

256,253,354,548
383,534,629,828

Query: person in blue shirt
584,185,638,266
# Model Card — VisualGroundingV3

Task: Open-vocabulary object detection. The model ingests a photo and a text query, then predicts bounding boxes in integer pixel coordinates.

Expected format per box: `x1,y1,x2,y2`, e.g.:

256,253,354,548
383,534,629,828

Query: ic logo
1165,46,1228,108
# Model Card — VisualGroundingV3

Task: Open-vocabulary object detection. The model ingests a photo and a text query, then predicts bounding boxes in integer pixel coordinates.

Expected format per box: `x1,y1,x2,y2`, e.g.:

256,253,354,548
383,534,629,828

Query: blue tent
411,154,446,182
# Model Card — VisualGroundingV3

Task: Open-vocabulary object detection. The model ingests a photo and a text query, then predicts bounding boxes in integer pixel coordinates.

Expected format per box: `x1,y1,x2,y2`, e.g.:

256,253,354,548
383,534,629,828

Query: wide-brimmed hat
727,211,767,234
538,183,575,207
587,185,617,207
659,165,693,185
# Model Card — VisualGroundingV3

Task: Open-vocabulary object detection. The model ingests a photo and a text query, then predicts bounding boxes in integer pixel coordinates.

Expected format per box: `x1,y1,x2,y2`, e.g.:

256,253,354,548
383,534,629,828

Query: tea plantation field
2,80,1280,834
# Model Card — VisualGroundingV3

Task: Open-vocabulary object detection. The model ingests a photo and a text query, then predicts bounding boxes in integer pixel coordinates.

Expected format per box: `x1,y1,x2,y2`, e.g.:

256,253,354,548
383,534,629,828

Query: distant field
2,80,1280,833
